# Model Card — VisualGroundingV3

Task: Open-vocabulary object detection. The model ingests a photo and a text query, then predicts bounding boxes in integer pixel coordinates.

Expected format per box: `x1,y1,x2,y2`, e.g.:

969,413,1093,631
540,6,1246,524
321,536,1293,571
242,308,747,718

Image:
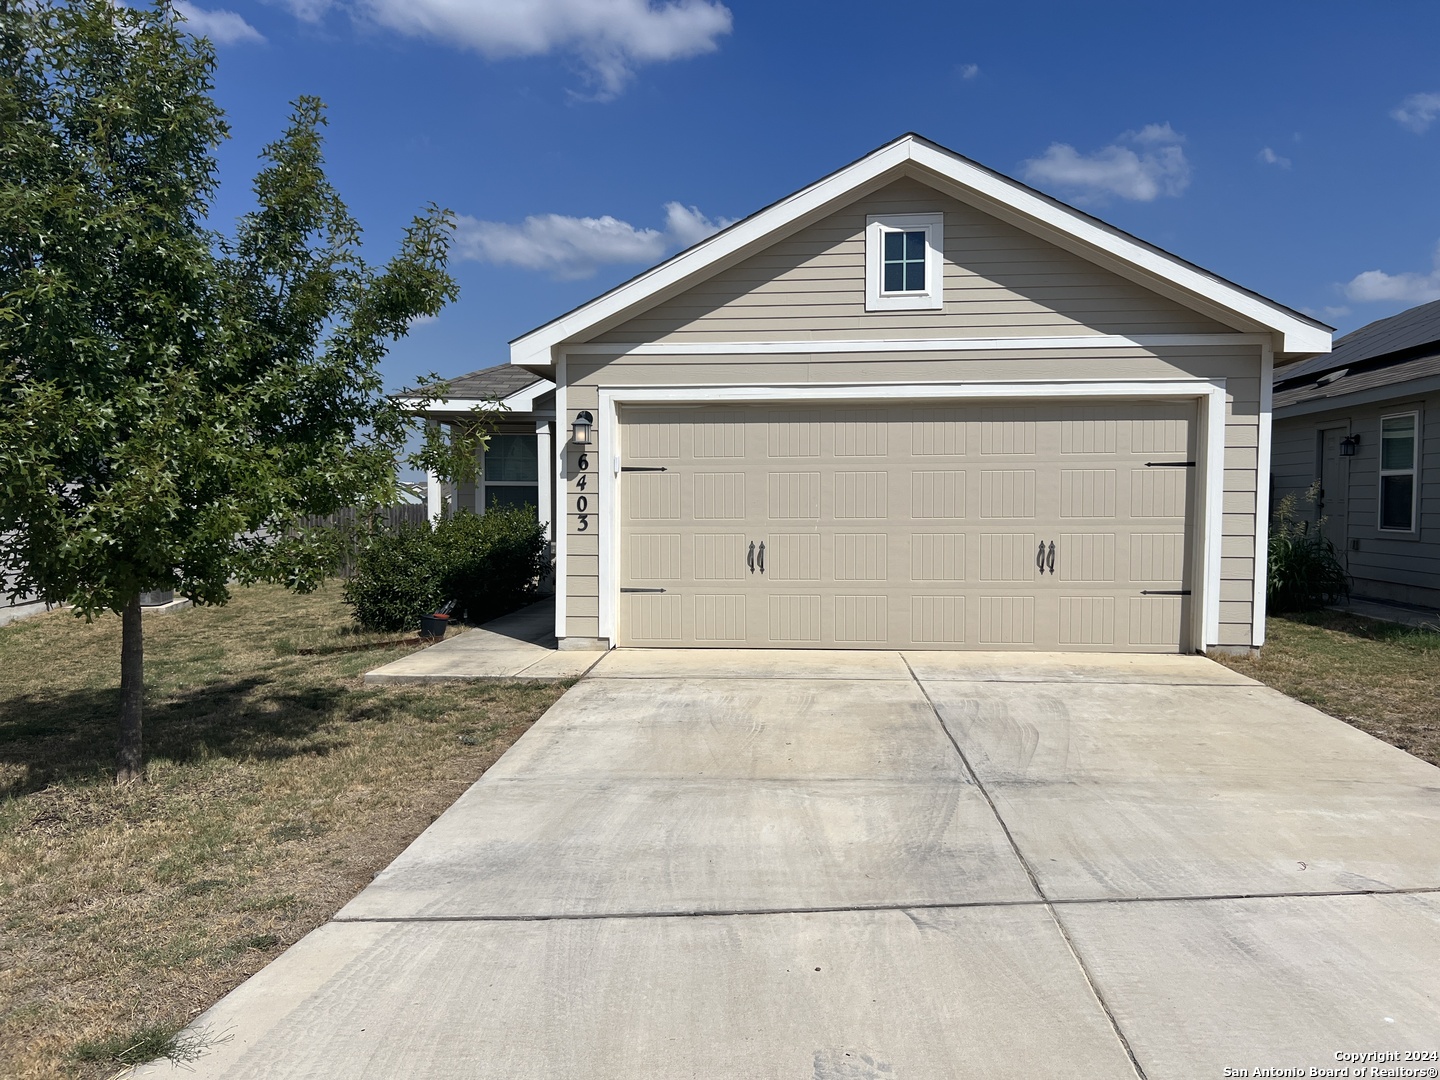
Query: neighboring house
508,133,1330,654
1272,298,1440,608
400,364,557,544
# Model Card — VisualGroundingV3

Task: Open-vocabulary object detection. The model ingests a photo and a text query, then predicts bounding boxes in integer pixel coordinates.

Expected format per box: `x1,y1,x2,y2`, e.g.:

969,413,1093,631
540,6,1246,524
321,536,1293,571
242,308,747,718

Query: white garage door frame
590,379,1228,653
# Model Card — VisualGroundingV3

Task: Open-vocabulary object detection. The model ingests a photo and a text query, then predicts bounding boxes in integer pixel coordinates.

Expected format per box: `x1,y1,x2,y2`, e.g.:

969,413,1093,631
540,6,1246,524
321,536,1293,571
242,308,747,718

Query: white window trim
865,212,944,311
1378,409,1420,533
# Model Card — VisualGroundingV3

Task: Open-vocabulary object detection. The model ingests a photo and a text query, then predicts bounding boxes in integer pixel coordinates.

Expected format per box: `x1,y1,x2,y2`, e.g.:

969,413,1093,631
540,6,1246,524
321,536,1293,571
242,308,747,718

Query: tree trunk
116,592,145,783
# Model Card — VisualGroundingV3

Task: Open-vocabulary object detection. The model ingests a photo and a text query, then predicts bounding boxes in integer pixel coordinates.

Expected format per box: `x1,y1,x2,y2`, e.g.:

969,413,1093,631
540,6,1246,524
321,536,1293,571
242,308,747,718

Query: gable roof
1274,299,1440,411
400,364,553,414
437,364,545,401
1275,297,1440,387
510,133,1331,370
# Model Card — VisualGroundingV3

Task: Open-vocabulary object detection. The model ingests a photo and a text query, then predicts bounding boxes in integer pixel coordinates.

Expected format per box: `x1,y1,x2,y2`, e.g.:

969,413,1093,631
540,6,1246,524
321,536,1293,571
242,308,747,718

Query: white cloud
174,0,265,43
1021,123,1190,203
958,63,979,80
1258,146,1290,168
279,0,732,98
1392,92,1440,134
455,201,734,279
1343,241,1440,304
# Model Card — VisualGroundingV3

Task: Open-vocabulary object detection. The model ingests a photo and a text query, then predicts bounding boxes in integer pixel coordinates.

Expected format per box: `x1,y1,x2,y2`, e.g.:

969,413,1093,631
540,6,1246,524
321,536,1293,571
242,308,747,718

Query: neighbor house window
865,212,943,311
1379,412,1418,532
483,431,539,512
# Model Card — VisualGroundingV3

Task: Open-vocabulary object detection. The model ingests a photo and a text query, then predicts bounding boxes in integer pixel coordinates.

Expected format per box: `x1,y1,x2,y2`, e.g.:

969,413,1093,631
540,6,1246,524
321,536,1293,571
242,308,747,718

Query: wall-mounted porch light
1340,433,1360,457
572,410,594,446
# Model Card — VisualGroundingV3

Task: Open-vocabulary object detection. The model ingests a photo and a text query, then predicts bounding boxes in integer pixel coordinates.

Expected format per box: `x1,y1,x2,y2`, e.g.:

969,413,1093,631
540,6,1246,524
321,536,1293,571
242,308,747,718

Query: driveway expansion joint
328,885,1440,926
902,654,1149,1080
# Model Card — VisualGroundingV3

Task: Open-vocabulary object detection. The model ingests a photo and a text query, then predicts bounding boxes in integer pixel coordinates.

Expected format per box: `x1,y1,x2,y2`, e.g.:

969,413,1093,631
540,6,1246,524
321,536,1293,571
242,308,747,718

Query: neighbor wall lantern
572,410,594,446
1340,433,1360,457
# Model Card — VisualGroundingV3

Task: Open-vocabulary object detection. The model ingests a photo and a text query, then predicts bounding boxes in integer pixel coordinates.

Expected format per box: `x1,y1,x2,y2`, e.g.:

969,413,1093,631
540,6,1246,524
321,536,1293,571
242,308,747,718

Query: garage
617,401,1196,650
508,134,1331,654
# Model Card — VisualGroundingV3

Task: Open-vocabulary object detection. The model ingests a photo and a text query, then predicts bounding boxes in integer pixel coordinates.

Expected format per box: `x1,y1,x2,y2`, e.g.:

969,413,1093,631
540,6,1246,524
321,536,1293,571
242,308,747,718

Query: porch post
536,419,553,542
425,418,443,523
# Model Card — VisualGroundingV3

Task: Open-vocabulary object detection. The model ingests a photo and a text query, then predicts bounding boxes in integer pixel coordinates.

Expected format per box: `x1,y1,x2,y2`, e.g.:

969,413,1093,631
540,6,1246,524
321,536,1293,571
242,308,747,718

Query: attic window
866,212,943,311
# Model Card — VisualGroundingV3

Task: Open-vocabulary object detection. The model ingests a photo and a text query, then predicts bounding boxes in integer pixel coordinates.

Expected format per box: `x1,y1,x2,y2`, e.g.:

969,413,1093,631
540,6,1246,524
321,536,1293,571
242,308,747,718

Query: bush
437,506,551,625
341,522,446,632
1268,482,1349,613
343,506,550,632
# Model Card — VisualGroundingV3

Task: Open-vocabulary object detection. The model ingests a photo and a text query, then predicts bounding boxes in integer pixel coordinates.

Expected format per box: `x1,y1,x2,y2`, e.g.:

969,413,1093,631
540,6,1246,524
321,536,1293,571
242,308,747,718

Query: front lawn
1213,611,1440,768
0,584,569,1080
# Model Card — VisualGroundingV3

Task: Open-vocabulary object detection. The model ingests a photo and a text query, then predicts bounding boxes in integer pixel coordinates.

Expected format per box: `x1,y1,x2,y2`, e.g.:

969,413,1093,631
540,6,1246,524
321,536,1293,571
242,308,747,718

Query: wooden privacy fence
297,503,429,578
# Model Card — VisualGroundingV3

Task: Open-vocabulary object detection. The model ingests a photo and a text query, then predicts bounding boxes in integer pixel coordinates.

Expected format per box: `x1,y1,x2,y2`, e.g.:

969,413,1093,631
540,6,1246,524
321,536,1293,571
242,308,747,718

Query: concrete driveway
141,651,1440,1079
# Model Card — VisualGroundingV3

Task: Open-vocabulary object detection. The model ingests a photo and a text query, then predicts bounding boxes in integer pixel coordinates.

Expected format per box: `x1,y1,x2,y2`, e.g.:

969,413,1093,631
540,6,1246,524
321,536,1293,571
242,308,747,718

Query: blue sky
184,0,1440,393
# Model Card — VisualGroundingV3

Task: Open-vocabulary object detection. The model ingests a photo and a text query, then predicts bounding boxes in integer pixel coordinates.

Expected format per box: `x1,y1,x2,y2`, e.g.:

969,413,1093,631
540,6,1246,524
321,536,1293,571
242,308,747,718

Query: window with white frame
865,212,943,311
483,431,539,512
1379,412,1418,532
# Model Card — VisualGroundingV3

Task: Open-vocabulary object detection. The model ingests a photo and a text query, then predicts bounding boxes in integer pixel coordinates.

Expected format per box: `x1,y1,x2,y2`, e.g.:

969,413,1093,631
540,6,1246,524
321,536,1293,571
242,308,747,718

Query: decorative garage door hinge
620,466,668,472
1144,461,1196,467
1140,590,1192,595
620,587,667,594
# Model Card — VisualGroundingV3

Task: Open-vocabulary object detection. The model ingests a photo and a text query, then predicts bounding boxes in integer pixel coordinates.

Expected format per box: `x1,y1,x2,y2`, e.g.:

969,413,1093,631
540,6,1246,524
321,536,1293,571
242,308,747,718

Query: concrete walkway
362,599,602,682
139,650,1440,1079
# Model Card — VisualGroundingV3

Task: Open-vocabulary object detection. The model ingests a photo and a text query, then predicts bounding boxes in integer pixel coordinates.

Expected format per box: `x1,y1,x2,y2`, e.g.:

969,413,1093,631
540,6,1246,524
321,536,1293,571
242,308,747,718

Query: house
1271,298,1440,609
401,364,557,542
508,134,1331,654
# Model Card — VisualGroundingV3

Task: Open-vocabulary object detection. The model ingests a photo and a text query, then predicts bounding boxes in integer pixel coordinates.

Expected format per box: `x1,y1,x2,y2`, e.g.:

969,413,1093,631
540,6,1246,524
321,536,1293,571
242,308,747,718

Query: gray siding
1273,393,1440,606
595,177,1230,345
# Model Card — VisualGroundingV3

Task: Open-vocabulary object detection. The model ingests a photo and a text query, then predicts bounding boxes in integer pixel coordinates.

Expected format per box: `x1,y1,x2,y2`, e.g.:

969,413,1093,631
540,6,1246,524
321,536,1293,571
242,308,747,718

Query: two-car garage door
617,401,1196,651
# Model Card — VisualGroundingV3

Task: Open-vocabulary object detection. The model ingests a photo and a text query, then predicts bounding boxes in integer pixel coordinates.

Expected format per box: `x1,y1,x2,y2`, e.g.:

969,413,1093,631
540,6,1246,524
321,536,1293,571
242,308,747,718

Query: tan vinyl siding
565,343,1266,648
564,382,601,640
1272,392,1440,607
595,177,1230,345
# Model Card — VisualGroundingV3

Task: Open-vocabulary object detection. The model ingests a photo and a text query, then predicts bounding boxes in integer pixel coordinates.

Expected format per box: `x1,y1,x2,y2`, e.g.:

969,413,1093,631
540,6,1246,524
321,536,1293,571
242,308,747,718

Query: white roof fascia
509,142,914,370
398,378,555,415
510,137,1329,370
902,143,1329,357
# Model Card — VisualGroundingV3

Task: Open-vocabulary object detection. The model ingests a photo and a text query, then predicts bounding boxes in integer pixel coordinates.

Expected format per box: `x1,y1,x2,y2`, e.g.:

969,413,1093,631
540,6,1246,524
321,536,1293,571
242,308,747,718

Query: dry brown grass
0,584,569,1079
1213,611,1440,768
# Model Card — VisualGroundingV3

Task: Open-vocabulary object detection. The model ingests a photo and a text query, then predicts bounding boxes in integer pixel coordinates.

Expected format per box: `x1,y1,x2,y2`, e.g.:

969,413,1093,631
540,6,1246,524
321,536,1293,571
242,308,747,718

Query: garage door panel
833,471,888,519
767,471,820,519
1059,470,1117,518
617,401,1195,651
912,533,966,581
768,594,821,643
979,533,1039,581
979,470,1036,519
911,470,966,518
912,595,966,643
1058,533,1116,582
979,596,1037,644
693,533,747,581
1058,596,1116,646
694,594,747,642
628,534,681,581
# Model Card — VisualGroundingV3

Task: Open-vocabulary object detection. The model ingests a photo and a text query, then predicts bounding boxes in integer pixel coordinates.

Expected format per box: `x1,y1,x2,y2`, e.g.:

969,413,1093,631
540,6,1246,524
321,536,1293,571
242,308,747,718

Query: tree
0,0,467,781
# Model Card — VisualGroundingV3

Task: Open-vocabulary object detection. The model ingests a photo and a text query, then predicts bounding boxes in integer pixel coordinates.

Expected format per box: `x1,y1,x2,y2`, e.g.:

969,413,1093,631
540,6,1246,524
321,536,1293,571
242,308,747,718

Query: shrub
436,506,550,624
342,522,446,632
343,506,550,632
1268,482,1349,613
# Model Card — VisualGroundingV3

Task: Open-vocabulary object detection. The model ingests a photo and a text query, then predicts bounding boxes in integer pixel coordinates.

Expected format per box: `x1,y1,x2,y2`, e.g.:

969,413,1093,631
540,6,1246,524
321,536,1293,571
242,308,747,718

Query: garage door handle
1036,541,1046,572
757,541,765,574
747,541,756,574
1046,540,1055,575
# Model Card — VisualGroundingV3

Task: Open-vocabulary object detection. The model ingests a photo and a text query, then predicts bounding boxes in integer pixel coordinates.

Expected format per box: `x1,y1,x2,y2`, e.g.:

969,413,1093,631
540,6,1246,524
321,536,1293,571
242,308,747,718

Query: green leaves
0,1,462,620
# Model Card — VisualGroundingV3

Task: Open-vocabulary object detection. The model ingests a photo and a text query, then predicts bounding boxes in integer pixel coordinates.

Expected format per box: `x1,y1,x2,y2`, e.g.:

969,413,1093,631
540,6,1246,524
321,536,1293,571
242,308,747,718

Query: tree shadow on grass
1277,611,1440,650
0,676,363,798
